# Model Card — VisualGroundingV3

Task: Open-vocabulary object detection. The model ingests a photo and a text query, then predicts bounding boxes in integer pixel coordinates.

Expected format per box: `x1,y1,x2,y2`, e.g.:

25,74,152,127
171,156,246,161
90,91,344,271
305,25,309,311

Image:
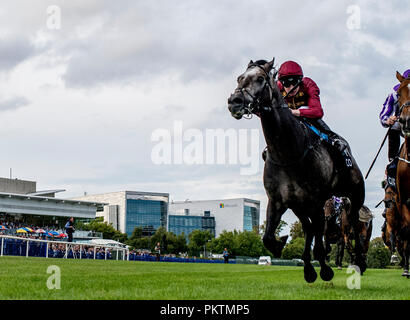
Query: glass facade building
168,214,215,238
125,199,167,237
243,205,259,232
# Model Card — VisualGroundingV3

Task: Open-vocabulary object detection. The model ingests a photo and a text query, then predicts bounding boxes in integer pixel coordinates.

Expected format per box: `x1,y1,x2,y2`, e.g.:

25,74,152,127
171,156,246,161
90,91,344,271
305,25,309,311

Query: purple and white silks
379,91,400,130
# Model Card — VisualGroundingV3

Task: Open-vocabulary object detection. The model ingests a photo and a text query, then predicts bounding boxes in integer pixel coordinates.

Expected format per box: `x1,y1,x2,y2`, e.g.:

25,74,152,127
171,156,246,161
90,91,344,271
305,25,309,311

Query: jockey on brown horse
324,196,373,270
395,70,410,278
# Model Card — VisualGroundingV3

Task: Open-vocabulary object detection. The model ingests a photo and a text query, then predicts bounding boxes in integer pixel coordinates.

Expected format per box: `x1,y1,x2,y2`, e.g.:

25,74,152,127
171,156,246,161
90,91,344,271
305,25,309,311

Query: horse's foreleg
401,222,410,277
336,238,345,269
353,223,367,274
344,234,355,264
295,215,317,283
386,220,396,254
311,215,334,281
402,239,410,277
262,199,287,258
396,235,405,267
324,236,331,262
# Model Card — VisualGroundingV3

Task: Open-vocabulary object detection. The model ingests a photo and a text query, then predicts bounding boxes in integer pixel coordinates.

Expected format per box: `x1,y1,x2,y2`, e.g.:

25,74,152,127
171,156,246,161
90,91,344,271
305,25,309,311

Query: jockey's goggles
280,77,301,88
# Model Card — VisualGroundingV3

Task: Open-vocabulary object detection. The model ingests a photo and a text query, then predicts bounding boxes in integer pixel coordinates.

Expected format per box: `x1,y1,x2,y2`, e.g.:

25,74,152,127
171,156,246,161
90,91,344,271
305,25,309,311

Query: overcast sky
1,0,409,238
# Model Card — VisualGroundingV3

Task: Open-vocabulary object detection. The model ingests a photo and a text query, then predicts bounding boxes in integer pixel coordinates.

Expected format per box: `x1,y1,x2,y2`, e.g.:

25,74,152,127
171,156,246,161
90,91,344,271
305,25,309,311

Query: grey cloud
0,37,36,71
58,1,347,87
0,96,30,112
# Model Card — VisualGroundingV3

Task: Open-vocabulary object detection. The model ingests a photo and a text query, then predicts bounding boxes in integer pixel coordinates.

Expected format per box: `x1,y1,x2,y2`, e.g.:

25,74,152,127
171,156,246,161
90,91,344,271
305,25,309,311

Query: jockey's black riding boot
386,157,399,188
328,133,353,168
309,119,353,168
388,129,401,162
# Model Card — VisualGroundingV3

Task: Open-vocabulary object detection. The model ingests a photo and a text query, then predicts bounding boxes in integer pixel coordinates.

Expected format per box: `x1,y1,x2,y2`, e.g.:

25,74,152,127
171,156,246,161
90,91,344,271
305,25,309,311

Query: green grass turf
0,256,409,300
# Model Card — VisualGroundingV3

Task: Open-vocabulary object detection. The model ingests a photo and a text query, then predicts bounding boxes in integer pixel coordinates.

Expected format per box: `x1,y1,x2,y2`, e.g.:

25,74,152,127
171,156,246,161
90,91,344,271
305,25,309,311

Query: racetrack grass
0,256,409,300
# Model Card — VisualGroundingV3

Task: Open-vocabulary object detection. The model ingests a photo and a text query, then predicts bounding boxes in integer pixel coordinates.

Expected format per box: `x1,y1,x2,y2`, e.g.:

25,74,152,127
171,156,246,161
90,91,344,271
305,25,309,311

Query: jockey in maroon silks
262,60,352,167
277,60,324,119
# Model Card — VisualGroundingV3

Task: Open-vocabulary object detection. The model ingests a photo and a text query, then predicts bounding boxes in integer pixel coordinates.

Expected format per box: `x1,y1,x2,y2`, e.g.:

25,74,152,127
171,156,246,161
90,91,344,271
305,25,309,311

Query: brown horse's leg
398,203,410,276
352,222,367,274
324,237,332,263
396,235,405,267
360,221,372,265
401,222,410,276
402,238,410,277
388,227,396,254
336,238,345,269
344,234,355,264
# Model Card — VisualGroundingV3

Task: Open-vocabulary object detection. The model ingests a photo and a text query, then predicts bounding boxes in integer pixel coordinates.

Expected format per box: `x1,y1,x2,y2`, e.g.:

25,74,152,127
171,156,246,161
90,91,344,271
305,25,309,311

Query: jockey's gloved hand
331,138,347,153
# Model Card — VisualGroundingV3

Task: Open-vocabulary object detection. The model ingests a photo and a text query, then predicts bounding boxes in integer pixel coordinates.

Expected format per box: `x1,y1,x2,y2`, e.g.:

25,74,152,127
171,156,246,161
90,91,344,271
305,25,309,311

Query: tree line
76,218,392,267
75,218,286,257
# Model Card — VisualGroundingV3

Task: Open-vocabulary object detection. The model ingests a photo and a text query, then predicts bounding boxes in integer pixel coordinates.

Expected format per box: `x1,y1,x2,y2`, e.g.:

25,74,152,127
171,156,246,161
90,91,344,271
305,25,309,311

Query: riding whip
375,199,383,208
365,128,390,179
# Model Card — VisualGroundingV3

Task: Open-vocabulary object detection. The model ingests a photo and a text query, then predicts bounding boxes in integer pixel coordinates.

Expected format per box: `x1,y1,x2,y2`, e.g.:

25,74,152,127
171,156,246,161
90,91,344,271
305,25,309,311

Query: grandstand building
168,212,216,238
169,198,260,237
0,177,105,229
73,191,169,237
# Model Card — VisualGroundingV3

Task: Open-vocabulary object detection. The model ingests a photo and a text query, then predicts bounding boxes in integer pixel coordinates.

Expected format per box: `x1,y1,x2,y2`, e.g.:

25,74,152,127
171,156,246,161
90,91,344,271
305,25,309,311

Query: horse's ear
248,60,254,67
396,71,404,82
264,58,274,72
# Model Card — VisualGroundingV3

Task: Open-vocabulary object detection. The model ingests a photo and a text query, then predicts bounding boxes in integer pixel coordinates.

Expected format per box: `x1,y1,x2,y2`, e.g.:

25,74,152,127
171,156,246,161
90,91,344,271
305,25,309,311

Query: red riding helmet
278,61,304,79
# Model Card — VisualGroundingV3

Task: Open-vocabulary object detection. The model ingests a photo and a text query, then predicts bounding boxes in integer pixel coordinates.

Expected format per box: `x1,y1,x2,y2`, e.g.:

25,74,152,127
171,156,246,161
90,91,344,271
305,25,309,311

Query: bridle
398,101,410,117
234,64,286,119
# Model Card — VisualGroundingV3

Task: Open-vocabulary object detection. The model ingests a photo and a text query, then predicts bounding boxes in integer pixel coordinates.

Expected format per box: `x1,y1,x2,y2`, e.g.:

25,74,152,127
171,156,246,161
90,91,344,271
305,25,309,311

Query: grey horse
227,58,366,282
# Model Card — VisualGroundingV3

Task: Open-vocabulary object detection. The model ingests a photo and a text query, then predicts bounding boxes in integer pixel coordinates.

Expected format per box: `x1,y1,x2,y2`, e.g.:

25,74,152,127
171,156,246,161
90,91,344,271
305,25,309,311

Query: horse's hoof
320,265,335,281
337,266,342,270
402,270,409,277
355,260,367,275
360,264,367,275
304,264,317,283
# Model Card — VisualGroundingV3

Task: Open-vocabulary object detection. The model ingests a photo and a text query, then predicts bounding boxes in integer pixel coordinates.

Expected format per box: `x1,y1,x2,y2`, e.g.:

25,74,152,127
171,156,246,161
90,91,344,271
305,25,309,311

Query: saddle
384,143,404,190
301,119,353,168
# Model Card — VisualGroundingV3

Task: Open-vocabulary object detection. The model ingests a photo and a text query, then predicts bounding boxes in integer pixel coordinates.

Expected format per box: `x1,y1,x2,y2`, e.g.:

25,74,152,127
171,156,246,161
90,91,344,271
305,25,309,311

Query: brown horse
323,197,353,269
323,197,373,272
396,71,410,278
381,185,405,265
